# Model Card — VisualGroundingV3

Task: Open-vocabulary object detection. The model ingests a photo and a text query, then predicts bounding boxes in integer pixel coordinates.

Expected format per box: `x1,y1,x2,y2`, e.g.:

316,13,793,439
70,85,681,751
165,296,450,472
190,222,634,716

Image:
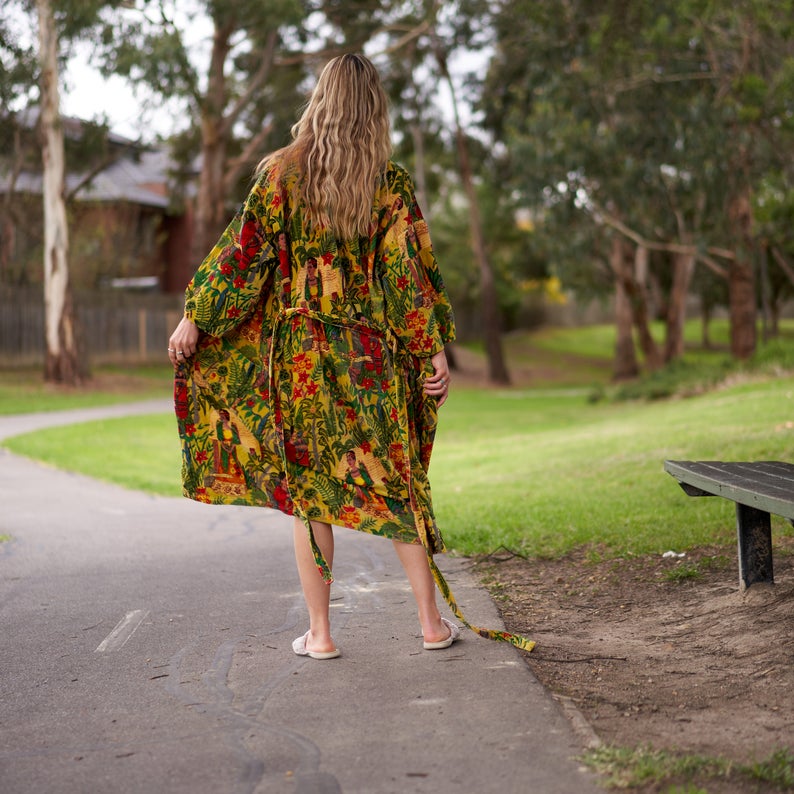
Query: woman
168,53,533,659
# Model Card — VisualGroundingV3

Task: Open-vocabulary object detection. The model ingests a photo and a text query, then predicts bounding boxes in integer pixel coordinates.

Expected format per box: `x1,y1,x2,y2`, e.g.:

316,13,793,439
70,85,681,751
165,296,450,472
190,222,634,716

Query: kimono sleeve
184,172,282,337
380,175,456,358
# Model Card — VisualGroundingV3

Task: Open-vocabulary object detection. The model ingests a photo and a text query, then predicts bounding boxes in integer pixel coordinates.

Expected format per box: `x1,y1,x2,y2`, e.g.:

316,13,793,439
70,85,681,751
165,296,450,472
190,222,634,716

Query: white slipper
423,618,461,650
292,630,340,660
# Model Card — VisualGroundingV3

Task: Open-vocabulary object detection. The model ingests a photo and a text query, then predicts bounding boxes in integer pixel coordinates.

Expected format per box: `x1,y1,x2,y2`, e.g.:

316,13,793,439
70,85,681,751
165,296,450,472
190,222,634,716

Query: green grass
4,321,794,559
584,745,794,791
0,365,173,415
4,413,184,497
5,370,794,559
430,375,794,556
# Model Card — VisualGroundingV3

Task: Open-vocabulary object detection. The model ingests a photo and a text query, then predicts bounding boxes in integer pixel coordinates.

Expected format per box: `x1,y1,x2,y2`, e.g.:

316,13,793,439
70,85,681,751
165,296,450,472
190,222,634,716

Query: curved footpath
0,401,601,793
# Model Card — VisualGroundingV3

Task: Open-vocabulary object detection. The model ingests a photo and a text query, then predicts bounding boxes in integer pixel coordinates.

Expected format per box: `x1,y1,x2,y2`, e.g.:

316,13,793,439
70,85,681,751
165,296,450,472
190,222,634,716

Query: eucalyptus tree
483,0,794,374
98,0,309,263
3,0,124,384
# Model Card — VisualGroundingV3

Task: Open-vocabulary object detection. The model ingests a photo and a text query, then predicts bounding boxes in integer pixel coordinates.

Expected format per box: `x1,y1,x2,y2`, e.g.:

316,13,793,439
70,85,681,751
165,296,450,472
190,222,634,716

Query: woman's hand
168,316,200,368
423,348,451,407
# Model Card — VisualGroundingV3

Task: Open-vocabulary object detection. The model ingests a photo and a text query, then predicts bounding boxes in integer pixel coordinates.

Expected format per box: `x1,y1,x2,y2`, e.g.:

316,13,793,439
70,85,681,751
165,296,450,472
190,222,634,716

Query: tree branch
220,29,278,138
609,70,718,95
590,201,736,262
65,150,130,202
771,246,794,288
273,20,431,66
224,121,273,190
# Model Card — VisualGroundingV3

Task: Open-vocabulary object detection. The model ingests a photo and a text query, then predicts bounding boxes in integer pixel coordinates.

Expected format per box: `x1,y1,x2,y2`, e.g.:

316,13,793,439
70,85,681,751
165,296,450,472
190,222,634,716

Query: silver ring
167,347,175,352
440,378,446,385
177,350,184,356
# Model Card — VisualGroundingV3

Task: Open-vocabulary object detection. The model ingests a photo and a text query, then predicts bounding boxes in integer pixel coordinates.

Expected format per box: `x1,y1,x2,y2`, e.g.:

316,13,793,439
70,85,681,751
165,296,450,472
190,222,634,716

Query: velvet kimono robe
174,156,534,652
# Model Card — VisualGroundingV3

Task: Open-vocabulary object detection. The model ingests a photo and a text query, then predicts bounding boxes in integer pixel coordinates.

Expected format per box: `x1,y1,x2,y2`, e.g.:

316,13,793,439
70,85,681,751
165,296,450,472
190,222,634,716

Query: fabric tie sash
268,306,535,653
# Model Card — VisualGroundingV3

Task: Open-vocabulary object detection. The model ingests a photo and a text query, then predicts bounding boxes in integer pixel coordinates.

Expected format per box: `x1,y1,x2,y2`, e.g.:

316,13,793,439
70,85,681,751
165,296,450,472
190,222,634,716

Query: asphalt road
0,403,601,793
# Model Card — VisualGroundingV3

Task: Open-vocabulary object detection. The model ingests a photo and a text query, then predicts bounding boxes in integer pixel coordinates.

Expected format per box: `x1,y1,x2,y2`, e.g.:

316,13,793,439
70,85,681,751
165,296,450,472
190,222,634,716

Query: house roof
1,112,185,210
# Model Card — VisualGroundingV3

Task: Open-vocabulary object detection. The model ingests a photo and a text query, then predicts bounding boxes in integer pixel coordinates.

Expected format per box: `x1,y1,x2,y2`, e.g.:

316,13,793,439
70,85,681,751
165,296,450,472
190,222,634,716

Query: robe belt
266,306,399,585
267,305,535,653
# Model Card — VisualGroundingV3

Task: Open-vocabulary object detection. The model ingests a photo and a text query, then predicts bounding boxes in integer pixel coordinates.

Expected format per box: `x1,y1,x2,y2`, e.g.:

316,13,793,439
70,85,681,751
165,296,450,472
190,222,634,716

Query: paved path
0,403,601,793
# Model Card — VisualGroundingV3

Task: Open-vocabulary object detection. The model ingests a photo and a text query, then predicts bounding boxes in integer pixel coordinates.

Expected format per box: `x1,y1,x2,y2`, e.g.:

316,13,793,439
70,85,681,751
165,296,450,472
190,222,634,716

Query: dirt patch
478,541,794,789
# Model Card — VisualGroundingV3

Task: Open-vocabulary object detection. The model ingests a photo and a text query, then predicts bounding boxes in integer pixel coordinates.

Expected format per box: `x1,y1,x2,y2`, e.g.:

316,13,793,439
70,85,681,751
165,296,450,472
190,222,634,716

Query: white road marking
95,609,149,652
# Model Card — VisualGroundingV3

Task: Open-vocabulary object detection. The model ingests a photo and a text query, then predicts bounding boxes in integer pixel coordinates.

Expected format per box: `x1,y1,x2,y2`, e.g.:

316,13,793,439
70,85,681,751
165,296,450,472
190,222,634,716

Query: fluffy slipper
292,630,340,660
423,617,461,650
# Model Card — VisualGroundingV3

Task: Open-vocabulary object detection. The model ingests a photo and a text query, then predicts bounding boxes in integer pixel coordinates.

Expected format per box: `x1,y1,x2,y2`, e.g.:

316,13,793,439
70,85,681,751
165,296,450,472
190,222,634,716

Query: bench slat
664,460,794,521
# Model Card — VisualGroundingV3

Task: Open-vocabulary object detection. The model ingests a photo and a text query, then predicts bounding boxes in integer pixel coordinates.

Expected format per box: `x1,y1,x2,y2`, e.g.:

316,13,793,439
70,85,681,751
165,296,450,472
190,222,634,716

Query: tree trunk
434,47,510,384
37,0,83,385
727,192,756,359
664,249,696,362
701,299,712,349
192,21,234,264
611,236,639,380
631,245,662,370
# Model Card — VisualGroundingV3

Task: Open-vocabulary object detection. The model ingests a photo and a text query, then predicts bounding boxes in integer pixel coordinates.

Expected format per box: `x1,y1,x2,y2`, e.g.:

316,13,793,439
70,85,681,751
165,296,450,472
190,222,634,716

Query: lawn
0,364,173,415
5,354,794,559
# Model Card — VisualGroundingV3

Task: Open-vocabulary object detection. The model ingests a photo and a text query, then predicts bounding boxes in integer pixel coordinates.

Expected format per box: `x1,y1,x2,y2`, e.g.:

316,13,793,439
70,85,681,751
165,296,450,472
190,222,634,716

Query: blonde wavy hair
259,53,392,239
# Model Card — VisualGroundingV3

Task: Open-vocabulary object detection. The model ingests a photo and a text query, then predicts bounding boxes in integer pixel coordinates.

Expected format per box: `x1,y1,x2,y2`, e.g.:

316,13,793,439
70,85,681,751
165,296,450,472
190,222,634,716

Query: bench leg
735,504,774,589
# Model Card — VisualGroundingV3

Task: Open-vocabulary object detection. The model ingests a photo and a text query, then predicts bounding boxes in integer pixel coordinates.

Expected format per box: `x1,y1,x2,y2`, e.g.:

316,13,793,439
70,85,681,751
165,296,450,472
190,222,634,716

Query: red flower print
239,219,259,249
346,408,357,422
361,377,374,391
390,407,399,422
404,310,425,331
340,505,361,525
196,450,208,463
397,275,409,290
233,276,246,289
228,306,241,319
360,440,372,454
381,380,390,392
271,194,281,207
221,263,233,276
185,423,196,436
322,252,334,265
305,381,319,396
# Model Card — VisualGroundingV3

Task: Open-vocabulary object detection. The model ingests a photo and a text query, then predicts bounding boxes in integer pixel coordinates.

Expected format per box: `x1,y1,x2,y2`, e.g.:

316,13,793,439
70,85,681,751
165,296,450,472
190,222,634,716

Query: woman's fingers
168,318,200,367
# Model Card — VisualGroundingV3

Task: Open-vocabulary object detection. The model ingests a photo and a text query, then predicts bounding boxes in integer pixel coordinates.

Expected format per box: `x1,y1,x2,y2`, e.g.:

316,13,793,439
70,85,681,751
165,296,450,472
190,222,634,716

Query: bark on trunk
631,245,662,371
664,249,696,362
728,192,756,359
435,47,509,384
192,22,234,264
37,0,83,384
611,236,639,380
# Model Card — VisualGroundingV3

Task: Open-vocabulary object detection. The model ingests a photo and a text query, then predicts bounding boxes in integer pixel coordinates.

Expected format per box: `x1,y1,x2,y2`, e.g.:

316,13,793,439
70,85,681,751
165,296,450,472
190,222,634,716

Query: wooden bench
664,460,794,589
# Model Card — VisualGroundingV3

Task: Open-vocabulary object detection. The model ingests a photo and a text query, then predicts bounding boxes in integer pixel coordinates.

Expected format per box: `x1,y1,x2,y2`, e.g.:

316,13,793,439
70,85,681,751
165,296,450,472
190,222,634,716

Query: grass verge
5,373,794,559
584,745,794,791
0,364,173,415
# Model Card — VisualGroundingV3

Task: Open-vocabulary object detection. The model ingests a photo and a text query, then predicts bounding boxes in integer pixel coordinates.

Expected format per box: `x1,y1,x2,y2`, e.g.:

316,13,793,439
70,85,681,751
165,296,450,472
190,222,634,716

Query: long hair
259,54,392,239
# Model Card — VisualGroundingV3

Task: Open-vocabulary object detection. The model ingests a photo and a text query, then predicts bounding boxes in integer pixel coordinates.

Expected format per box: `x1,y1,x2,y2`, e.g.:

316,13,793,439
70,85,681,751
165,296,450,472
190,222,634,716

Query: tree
482,0,794,374
99,1,307,262
37,0,80,383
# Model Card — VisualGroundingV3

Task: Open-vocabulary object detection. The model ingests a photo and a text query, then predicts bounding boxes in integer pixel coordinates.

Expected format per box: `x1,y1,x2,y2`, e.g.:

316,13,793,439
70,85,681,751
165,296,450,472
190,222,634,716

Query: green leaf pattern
173,156,534,652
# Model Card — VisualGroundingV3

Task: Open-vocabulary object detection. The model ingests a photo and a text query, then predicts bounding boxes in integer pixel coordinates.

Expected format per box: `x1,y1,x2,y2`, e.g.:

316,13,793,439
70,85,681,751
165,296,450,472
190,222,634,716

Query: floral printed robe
175,157,534,652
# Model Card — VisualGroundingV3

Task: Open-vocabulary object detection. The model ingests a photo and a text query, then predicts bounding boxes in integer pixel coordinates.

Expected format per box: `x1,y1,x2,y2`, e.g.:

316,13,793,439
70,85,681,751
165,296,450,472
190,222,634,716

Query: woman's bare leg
391,540,451,644
293,517,337,653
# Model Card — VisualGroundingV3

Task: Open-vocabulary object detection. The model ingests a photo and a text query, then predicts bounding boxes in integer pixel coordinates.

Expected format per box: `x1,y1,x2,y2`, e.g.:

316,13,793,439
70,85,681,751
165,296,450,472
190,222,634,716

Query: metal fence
0,286,183,367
